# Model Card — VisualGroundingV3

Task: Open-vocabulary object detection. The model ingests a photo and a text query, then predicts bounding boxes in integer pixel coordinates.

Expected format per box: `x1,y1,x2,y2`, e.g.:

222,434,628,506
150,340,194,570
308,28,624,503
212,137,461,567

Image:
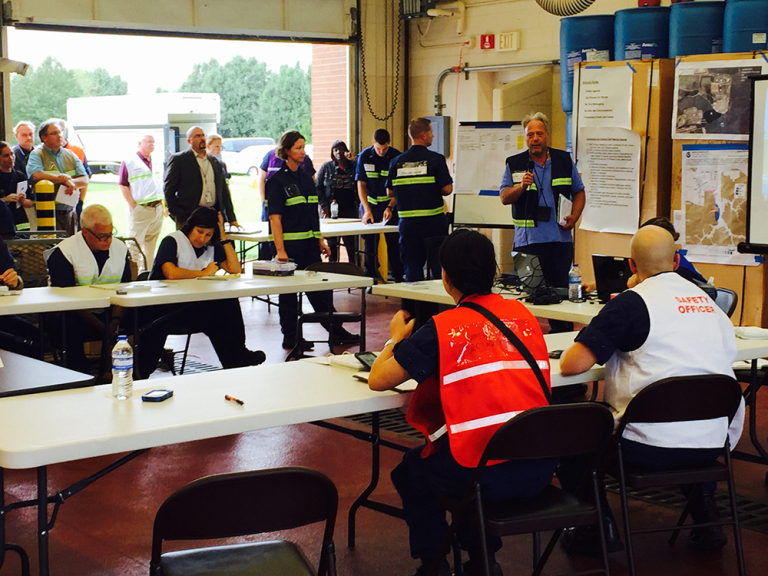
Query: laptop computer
592,254,632,304
512,252,546,294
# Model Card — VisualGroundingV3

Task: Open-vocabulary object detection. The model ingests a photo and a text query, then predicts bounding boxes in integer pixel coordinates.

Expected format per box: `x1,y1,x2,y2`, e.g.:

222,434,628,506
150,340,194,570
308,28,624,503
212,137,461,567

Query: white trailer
66,93,221,174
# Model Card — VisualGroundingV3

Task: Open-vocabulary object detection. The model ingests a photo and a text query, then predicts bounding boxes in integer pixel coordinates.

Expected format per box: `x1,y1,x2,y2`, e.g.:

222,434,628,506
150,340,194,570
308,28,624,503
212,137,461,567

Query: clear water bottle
568,263,583,302
112,335,133,400
330,199,339,219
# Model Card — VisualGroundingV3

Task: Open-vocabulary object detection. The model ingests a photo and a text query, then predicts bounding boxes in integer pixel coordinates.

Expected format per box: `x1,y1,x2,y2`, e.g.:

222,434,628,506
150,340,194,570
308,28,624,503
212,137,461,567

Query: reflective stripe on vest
552,177,572,187
399,206,444,218
512,218,536,228
367,195,392,206
366,172,379,179
391,176,436,186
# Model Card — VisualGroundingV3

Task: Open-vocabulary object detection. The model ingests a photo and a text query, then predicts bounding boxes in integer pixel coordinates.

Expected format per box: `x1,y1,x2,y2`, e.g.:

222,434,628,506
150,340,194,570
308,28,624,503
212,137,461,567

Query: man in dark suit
163,126,238,228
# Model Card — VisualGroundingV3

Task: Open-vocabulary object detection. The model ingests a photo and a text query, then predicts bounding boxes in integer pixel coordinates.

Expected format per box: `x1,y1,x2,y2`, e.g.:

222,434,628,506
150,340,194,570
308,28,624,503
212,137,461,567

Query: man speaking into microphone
500,112,586,332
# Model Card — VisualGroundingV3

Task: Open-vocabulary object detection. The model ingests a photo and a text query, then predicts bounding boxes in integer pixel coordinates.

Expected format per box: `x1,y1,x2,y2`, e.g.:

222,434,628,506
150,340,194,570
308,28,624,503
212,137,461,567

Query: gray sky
7,28,312,94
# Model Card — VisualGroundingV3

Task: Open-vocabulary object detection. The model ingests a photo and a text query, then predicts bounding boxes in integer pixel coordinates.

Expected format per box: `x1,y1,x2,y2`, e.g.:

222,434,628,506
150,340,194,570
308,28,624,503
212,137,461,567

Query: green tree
180,56,269,138
256,63,312,142
10,57,83,128
72,67,128,97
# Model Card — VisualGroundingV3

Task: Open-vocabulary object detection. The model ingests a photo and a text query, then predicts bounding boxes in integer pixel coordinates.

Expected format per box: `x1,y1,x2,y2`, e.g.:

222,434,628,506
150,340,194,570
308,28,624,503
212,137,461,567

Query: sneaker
463,558,503,576
561,516,624,557
687,526,728,551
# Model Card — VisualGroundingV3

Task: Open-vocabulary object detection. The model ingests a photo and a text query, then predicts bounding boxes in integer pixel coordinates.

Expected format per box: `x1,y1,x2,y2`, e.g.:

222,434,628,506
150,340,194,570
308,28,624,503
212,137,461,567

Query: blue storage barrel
560,14,614,113
669,1,725,57
615,7,670,61
724,0,768,53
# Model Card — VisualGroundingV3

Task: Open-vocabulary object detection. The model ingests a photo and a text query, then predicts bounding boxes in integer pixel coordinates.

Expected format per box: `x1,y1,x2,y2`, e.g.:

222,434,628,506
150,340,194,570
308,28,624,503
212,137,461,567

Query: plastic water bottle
568,263,583,302
330,199,339,219
112,335,133,400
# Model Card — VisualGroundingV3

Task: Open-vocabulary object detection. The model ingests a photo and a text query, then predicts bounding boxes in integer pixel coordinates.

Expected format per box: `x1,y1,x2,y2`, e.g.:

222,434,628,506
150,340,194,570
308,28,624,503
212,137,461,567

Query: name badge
397,161,428,177
364,163,376,172
512,171,525,184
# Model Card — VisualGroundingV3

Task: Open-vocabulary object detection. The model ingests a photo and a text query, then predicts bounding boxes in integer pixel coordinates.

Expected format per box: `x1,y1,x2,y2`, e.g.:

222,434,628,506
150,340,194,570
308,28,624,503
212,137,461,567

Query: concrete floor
1,290,767,576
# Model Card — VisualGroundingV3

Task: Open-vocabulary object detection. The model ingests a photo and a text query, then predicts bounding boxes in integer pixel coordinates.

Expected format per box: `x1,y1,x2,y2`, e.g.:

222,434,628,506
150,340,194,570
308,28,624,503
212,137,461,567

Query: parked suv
221,137,275,175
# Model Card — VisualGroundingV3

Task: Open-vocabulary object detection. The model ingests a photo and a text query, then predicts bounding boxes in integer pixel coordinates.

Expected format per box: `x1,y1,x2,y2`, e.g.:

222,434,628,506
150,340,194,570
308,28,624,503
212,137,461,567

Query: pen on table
225,395,244,406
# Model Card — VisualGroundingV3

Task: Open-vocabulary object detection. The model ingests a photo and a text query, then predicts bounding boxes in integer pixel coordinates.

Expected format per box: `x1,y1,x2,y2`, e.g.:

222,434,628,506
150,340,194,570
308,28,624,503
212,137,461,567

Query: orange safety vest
406,293,551,467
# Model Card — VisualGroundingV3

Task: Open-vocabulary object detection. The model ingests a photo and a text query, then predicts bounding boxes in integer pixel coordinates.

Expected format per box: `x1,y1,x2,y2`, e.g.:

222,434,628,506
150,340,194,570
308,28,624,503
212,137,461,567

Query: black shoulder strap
461,301,552,405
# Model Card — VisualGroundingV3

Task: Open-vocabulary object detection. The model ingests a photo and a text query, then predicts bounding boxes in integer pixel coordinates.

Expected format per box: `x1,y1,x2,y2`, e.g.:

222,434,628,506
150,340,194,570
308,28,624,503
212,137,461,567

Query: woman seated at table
149,207,265,369
0,237,39,358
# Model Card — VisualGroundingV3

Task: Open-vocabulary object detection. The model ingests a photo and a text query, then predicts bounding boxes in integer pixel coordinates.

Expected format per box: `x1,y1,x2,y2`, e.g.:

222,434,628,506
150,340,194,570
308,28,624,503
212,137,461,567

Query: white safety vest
125,154,162,204
57,232,128,286
605,272,744,450
171,229,214,271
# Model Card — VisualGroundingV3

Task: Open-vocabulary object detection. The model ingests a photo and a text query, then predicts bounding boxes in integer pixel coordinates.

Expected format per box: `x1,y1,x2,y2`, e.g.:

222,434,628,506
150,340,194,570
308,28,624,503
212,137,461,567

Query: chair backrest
615,374,742,437
714,287,738,318
480,403,615,466
7,237,63,287
151,467,338,563
306,261,365,277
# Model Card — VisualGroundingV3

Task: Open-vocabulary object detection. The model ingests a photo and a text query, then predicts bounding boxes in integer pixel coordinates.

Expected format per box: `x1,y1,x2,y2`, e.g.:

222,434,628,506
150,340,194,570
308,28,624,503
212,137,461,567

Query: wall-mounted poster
673,59,768,141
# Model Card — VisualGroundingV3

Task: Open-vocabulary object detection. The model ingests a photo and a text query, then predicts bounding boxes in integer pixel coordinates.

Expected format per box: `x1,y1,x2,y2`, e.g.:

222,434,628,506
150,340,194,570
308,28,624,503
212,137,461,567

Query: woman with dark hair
316,140,358,262
149,207,265,368
267,131,358,350
368,229,556,576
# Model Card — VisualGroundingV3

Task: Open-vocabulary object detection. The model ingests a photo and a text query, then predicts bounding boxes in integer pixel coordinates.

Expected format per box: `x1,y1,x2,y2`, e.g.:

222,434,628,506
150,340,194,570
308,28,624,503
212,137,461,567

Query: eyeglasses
84,226,116,241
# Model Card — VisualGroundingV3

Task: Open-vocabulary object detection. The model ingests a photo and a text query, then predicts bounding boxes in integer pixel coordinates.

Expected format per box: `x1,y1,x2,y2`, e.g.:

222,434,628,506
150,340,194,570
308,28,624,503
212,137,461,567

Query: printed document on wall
574,65,633,130
578,127,640,234
680,144,757,266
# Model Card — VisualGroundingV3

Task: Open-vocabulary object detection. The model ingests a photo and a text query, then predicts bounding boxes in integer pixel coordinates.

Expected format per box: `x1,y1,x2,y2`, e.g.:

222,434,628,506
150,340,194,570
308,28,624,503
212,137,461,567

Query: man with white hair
48,205,164,377
558,225,744,554
500,112,585,332
164,126,237,228
119,134,165,270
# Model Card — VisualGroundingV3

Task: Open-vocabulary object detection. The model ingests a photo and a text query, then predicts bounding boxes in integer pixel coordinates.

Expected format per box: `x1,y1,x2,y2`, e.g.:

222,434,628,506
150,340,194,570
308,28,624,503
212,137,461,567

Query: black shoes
330,327,360,346
561,516,625,557
687,490,728,551
282,336,314,351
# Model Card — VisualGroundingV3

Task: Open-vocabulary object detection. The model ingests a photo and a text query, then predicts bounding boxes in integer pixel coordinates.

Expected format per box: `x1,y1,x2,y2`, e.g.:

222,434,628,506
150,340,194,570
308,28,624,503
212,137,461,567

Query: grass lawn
84,174,264,239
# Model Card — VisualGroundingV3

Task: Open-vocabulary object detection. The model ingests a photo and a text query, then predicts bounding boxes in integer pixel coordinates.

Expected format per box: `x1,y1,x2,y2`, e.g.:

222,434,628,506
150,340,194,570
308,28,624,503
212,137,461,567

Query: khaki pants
127,203,164,272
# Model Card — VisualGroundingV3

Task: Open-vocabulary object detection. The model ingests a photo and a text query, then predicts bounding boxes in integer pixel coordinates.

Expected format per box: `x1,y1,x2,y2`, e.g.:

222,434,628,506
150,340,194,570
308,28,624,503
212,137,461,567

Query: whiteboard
453,121,526,228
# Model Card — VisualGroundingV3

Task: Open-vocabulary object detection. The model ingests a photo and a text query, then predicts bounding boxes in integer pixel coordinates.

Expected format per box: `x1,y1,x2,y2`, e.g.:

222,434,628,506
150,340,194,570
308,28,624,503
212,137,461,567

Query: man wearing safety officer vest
559,225,744,555
119,134,166,271
356,128,404,282
369,230,557,576
500,112,585,331
26,119,89,236
385,118,453,283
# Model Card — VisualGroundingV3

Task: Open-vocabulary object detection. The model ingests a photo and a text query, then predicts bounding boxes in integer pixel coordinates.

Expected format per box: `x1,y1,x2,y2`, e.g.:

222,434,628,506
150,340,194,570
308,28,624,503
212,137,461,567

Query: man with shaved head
558,225,743,555
164,126,237,228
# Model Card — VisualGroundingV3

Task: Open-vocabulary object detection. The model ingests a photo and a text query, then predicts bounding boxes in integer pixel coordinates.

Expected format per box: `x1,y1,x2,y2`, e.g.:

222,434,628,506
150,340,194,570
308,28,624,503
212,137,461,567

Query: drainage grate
172,357,221,374
603,479,768,535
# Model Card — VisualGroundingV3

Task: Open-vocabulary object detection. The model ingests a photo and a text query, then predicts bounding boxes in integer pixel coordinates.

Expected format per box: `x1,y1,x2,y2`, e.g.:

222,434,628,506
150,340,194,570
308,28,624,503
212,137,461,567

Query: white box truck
66,93,221,174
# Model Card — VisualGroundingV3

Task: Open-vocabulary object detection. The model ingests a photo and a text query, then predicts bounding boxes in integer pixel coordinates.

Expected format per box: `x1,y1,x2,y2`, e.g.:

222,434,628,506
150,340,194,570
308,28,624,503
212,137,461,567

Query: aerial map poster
673,59,767,141
678,143,757,266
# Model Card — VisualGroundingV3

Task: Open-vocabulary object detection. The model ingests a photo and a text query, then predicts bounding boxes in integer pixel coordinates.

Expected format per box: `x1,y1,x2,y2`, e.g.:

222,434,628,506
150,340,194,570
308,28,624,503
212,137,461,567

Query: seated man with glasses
48,204,163,377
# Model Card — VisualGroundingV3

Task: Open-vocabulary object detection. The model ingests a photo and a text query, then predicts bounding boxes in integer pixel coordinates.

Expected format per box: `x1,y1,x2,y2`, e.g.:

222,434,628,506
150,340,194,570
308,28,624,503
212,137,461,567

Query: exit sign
498,31,521,51
480,34,494,50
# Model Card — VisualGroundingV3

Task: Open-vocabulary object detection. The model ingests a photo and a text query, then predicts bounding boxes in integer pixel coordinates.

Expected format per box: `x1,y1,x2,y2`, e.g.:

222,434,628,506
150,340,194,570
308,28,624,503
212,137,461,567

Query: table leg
37,466,49,576
360,283,366,352
733,359,768,467
133,308,142,380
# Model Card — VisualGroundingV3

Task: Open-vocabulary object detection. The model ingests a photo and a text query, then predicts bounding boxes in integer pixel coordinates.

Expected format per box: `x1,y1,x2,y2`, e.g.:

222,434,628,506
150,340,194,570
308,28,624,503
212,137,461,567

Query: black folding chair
429,403,615,576
612,375,745,576
150,467,338,576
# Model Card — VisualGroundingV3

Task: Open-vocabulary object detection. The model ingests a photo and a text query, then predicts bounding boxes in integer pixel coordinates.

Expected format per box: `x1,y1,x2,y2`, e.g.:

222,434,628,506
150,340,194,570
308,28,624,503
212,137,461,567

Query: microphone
523,159,534,191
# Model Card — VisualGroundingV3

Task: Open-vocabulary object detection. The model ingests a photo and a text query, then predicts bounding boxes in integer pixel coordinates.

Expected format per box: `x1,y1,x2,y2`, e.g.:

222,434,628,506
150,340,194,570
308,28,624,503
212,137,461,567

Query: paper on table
558,195,572,227
55,185,79,207
352,371,417,392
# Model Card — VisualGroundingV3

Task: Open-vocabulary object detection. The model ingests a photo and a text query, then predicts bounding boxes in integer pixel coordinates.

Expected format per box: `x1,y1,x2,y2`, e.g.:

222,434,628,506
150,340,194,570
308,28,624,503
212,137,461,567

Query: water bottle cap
117,335,128,340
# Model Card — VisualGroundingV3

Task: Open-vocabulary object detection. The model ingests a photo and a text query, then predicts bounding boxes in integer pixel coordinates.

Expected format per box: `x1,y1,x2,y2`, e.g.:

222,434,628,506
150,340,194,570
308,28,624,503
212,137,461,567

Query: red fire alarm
480,34,495,50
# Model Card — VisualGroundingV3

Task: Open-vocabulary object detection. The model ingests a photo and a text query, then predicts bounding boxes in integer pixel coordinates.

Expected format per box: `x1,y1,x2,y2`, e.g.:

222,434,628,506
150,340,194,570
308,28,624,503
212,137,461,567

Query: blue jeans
391,439,557,561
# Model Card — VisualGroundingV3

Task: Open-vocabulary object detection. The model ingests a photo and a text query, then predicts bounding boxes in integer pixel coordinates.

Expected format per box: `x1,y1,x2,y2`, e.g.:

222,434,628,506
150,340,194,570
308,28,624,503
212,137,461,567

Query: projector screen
745,75,768,252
